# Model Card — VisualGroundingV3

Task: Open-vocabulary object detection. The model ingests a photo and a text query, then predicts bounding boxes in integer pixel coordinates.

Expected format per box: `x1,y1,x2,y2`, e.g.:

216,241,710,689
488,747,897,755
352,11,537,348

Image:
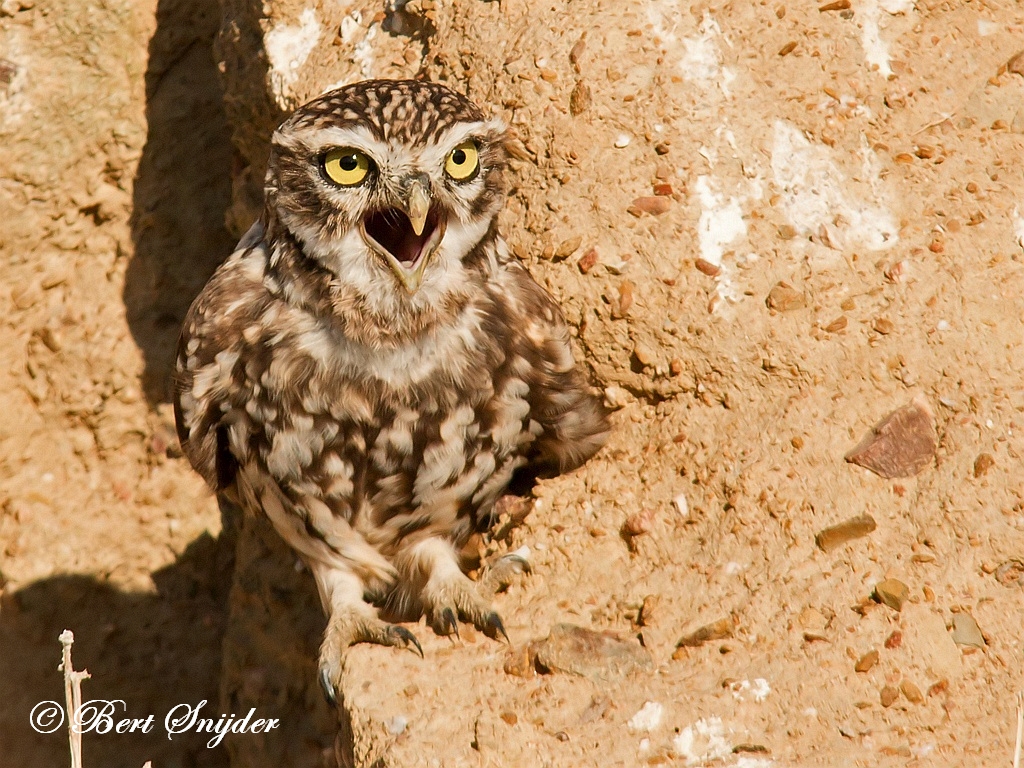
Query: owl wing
497,260,610,475
173,225,270,493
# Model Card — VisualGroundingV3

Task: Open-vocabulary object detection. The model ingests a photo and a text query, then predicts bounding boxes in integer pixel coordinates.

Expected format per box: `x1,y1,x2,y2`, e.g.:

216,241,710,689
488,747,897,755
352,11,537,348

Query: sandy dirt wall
2,0,1024,767
213,0,1024,766
0,0,234,765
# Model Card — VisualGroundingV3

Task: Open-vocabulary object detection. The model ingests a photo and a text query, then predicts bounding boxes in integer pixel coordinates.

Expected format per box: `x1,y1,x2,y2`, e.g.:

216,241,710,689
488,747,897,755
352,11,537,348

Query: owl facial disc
361,179,447,293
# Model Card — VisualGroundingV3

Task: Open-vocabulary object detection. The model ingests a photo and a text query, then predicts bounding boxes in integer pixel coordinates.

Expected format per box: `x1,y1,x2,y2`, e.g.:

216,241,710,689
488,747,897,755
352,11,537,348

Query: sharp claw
485,612,510,643
319,667,338,706
390,625,424,658
440,607,460,639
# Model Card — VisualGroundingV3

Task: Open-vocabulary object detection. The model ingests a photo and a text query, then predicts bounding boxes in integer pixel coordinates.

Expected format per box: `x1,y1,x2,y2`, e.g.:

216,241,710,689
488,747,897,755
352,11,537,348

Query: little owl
174,79,609,702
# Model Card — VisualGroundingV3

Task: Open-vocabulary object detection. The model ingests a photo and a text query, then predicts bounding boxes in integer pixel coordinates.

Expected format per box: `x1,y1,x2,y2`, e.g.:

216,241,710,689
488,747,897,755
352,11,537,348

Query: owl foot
477,552,532,597
397,538,530,643
318,613,422,705
425,585,510,642
423,553,530,642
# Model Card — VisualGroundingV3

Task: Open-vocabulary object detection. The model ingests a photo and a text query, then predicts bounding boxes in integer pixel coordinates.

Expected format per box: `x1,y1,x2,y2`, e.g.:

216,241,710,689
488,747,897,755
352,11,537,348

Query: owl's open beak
360,180,446,293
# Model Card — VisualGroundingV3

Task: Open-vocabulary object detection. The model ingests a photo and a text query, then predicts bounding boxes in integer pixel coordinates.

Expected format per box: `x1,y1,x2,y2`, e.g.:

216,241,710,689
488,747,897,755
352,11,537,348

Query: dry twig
58,630,90,768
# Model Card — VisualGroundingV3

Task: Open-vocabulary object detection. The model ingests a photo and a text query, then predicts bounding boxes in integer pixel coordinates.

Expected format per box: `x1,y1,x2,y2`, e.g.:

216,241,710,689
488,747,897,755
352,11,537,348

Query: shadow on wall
0,515,238,768
124,0,236,405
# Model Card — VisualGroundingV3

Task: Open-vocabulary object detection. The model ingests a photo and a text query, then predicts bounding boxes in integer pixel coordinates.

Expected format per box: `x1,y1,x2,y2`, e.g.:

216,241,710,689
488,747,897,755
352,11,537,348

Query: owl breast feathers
173,79,609,701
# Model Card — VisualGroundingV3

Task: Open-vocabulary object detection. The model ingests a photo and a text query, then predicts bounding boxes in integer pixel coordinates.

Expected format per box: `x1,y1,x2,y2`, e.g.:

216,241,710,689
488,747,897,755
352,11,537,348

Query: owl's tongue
364,208,435,266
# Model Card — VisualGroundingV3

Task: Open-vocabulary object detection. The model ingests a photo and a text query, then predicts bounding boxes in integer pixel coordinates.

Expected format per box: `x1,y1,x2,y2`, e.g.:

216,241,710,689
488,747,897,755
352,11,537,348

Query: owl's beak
406,180,430,237
360,179,446,294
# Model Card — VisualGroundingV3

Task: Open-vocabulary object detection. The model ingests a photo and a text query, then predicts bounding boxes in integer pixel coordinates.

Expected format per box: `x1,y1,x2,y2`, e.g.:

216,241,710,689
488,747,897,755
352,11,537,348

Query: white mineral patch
977,19,1000,36
266,8,321,100
860,2,892,77
731,678,771,702
771,120,897,253
694,175,748,307
858,0,912,78
680,14,736,97
627,701,664,732
353,28,378,77
673,493,689,518
1012,208,1024,250
672,717,732,765
694,176,746,268
0,30,30,127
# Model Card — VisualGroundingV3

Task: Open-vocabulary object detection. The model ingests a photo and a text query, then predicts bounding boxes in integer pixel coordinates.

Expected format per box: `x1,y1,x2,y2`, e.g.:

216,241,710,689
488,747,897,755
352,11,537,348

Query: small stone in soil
733,744,771,754
628,196,672,216
577,247,598,274
950,613,985,648
503,644,535,677
622,509,654,537
554,235,583,260
900,680,924,703
880,685,899,707
855,649,879,672
1007,49,1024,77
603,385,630,409
824,316,848,332
874,578,910,611
638,595,660,627
845,395,936,479
531,623,653,681
569,80,591,116
994,559,1024,587
766,281,806,311
973,452,995,477
815,514,877,552
695,258,721,276
873,317,895,335
611,280,633,318
675,616,735,649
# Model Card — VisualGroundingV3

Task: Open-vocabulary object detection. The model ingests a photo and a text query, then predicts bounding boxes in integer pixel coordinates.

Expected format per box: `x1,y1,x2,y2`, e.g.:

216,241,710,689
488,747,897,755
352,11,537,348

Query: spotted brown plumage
173,79,609,702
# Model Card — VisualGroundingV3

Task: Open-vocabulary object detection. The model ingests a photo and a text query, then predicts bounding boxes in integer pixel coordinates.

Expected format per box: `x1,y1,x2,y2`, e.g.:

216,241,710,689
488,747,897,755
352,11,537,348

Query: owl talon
482,611,510,643
435,607,460,638
387,624,424,657
319,667,339,706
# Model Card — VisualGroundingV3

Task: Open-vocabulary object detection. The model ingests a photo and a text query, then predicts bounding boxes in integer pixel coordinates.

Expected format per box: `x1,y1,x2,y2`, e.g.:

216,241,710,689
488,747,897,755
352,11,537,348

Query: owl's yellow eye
323,148,371,186
445,141,480,181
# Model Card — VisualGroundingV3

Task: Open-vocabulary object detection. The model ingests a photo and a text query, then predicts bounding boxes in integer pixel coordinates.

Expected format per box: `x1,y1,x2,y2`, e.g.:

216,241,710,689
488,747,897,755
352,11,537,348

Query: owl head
265,80,508,302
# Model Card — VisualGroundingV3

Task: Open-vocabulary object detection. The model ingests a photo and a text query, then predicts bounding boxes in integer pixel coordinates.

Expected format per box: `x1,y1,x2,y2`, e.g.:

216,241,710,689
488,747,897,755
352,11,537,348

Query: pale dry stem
58,629,90,768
